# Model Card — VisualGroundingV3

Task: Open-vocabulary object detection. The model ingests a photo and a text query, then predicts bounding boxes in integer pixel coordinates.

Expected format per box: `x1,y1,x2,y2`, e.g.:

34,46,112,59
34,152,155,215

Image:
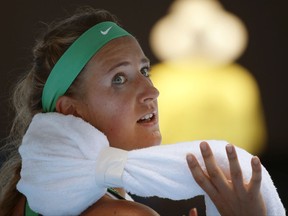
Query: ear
56,96,78,115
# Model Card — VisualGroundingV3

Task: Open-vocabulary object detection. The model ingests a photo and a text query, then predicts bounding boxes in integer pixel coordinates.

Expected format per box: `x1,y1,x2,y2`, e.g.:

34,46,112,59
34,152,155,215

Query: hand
186,141,266,216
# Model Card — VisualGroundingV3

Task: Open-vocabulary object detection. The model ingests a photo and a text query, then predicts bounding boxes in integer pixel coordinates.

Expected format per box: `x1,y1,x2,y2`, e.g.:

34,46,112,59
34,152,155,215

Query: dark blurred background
0,0,287,214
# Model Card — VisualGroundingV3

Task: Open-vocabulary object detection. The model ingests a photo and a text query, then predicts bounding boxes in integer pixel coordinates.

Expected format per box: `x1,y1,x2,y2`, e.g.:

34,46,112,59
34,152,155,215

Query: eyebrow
107,57,150,73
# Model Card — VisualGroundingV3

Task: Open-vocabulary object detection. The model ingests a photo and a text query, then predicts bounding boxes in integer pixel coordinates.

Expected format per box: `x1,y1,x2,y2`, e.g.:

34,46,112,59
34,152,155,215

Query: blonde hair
0,7,119,215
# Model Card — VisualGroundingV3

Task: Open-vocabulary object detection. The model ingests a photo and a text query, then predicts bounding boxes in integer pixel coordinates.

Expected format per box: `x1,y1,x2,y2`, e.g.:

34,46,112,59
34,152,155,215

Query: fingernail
252,156,260,165
187,154,193,163
200,142,207,151
187,154,196,167
226,144,233,154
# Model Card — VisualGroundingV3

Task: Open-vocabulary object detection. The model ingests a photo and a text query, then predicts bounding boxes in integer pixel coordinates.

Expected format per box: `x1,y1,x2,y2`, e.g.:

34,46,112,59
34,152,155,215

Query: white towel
17,113,286,216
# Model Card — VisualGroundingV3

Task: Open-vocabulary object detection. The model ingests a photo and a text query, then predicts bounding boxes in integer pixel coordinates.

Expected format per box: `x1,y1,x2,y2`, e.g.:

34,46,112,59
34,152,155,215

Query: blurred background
0,0,287,215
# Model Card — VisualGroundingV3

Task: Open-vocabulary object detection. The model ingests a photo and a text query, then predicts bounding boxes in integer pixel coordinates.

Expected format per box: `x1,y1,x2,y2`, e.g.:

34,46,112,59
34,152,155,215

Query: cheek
103,107,137,147
92,100,134,133
106,106,134,131
101,117,134,149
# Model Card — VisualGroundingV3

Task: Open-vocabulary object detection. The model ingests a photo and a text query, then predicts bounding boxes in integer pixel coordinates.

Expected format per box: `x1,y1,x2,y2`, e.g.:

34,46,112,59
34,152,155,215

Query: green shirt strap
25,200,39,216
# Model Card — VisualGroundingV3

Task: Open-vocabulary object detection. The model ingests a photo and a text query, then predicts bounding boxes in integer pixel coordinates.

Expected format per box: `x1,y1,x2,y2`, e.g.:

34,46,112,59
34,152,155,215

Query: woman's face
76,36,161,150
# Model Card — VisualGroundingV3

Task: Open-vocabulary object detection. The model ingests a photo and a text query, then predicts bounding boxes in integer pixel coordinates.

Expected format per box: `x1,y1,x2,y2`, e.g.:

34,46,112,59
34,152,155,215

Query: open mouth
137,112,156,123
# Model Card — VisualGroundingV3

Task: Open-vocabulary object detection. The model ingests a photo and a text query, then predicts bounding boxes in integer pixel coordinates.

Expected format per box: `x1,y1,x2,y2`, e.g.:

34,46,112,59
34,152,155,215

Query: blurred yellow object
151,59,267,154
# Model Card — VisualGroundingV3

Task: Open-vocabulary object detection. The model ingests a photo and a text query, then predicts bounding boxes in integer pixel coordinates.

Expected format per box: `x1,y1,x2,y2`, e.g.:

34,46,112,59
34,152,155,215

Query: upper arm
81,198,159,216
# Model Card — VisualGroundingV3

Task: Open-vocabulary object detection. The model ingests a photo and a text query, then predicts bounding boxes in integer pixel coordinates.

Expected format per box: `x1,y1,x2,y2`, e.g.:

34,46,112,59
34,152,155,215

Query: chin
150,132,162,147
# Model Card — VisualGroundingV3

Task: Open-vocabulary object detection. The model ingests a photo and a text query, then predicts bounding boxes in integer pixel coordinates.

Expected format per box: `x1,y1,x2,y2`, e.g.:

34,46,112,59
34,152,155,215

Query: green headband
42,21,131,112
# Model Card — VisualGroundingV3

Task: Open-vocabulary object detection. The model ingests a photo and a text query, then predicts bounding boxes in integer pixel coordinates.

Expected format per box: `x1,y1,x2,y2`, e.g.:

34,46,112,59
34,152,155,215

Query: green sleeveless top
25,200,39,216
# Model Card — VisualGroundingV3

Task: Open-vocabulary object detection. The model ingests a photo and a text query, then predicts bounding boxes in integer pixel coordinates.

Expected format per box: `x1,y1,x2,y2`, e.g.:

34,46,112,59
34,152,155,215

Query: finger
226,144,245,194
199,142,228,191
189,208,198,216
186,153,217,196
248,156,262,195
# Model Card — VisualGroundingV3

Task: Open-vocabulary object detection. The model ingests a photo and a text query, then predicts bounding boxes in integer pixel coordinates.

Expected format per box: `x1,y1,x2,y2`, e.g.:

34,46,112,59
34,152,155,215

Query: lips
137,111,157,124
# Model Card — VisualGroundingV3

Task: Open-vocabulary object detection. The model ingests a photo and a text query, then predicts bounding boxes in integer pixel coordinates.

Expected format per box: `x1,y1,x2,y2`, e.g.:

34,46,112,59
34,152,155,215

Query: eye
112,73,127,85
140,66,150,78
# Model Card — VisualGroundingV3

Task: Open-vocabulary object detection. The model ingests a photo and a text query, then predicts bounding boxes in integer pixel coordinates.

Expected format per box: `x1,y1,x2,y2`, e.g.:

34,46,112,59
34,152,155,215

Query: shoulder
81,195,159,216
12,194,159,216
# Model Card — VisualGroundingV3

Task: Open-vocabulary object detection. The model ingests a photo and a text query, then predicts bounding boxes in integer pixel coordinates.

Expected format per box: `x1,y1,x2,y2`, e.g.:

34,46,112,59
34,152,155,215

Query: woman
0,7,267,216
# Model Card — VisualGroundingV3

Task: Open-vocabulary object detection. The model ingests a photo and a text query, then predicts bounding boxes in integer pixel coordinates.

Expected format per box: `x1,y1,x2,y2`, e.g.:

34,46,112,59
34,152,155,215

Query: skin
57,36,266,215
14,36,266,215
186,141,267,216
57,36,161,151
57,36,161,215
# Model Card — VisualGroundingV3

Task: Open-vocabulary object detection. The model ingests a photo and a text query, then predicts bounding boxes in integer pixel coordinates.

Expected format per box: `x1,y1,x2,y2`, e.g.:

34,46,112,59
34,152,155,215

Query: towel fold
17,113,285,216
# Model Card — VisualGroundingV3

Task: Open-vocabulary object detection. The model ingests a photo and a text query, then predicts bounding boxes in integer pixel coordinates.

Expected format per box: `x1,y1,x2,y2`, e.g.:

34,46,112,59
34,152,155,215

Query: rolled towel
17,113,286,216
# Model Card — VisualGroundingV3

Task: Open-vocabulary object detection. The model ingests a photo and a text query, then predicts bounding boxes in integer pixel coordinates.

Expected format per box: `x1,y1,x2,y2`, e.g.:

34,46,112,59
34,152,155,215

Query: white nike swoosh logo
100,26,112,35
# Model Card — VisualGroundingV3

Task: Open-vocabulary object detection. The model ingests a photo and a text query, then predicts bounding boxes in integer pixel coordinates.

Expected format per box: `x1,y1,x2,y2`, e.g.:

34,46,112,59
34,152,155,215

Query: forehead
93,36,146,62
82,36,148,79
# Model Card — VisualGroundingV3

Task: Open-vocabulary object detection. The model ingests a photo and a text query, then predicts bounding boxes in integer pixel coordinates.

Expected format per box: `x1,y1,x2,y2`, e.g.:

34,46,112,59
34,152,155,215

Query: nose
137,77,159,104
